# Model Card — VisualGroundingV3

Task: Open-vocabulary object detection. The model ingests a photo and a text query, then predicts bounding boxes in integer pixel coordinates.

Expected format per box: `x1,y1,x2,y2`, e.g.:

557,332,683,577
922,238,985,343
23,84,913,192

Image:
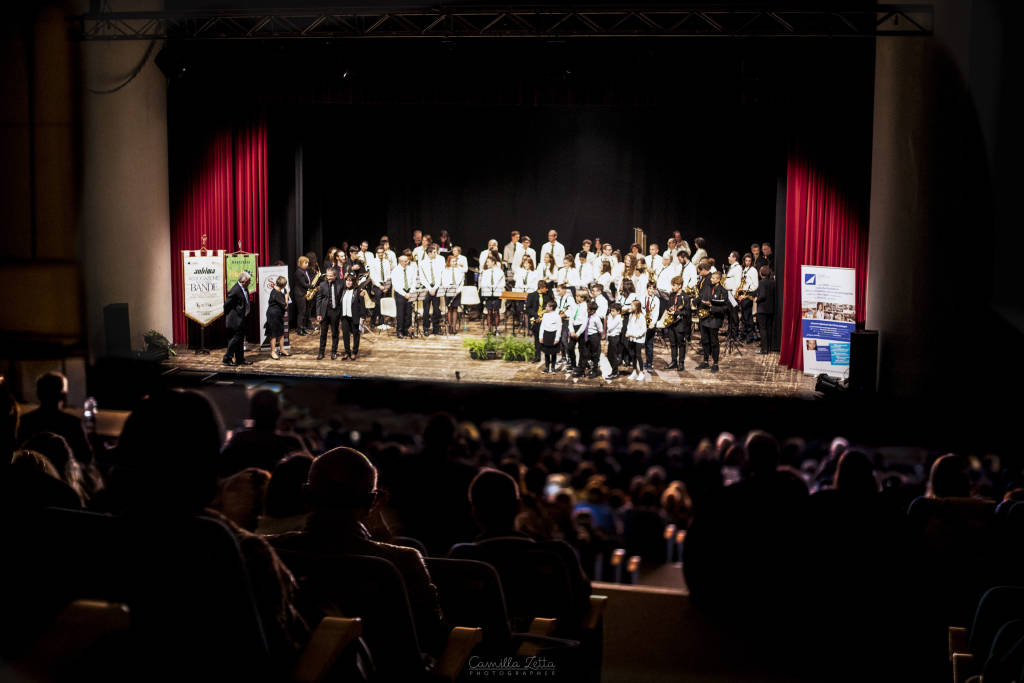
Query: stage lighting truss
77,6,933,41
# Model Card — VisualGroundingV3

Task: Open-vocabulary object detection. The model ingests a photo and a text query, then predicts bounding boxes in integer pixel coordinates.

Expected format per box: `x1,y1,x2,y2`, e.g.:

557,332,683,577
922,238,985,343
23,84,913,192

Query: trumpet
304,269,322,301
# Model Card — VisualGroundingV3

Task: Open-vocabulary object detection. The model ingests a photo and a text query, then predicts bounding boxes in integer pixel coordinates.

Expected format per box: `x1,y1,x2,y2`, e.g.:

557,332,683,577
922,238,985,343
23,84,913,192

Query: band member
315,269,343,360
502,230,523,270
479,239,500,273
540,252,558,288
753,265,775,354
567,290,589,375
665,237,677,259
368,244,392,327
512,255,539,329
357,240,371,263
222,271,252,366
696,269,729,373
577,239,597,266
527,279,554,359
580,300,603,379
437,229,453,256
452,245,469,273
761,243,774,272
605,302,623,379
625,300,648,380
540,229,565,267
690,237,707,271
633,260,650,296
412,234,432,263
343,245,365,281
538,301,562,374
418,243,445,336
481,255,505,334
738,252,760,342
292,256,313,336
441,253,465,335
391,254,417,339
642,281,661,371
588,283,609,321
645,242,661,271
597,259,615,298
338,273,366,360
615,279,638,370
379,236,398,268
598,241,616,269
554,282,573,365
724,251,743,339
751,243,766,271
324,246,340,275
332,249,346,277
516,235,536,273
265,276,290,360
664,276,689,371
574,251,595,292
556,254,575,296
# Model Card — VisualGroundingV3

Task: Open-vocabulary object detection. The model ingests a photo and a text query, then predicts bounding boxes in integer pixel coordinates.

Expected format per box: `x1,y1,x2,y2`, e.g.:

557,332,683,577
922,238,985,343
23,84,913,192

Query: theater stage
164,325,817,398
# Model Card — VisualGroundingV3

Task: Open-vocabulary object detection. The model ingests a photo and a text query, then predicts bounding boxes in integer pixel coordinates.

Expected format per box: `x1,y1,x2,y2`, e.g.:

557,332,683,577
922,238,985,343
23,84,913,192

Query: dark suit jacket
699,281,728,330
525,290,554,322
292,268,312,297
317,281,365,318
224,282,250,329
754,277,776,315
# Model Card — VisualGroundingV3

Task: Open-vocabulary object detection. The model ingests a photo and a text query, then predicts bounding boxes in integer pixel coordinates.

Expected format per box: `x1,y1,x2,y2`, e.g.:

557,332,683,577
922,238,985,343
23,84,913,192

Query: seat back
460,286,481,306
13,508,271,678
275,550,426,681
425,557,513,648
448,538,575,631
379,297,397,318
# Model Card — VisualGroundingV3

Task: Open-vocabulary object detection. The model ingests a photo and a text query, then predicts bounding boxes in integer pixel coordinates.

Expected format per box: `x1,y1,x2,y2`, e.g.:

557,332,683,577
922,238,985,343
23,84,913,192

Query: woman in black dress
265,276,289,360
338,273,366,360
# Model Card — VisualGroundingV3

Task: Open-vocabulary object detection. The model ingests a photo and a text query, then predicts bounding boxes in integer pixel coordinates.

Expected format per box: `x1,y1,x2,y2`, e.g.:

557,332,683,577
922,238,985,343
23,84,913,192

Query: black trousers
225,323,246,363
758,312,774,353
294,294,308,332
395,296,412,337
700,324,720,364
559,320,570,360
581,335,600,374
319,309,341,354
371,286,388,326
607,334,622,373
341,316,360,354
667,320,687,364
644,328,657,367
567,335,580,370
739,298,755,339
531,320,542,357
423,292,441,334
726,304,740,339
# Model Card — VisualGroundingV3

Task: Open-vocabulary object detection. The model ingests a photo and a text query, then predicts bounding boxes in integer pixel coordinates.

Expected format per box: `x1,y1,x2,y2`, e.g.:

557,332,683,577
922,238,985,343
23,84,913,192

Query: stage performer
265,276,290,360
753,265,775,354
338,273,366,360
392,254,417,339
315,269,343,360
690,237,707,270
724,251,743,340
642,281,661,372
696,269,729,373
292,256,313,336
368,244,392,328
502,230,523,270
664,276,690,371
605,302,623,379
418,243,445,336
538,300,562,374
526,279,554,360
441,253,464,335
540,229,566,269
566,290,589,375
738,253,760,342
222,271,252,367
625,300,647,381
481,255,505,334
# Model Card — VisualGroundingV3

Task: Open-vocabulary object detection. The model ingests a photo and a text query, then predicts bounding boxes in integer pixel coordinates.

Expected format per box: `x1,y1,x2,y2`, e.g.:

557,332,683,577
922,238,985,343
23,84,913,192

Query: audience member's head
1,375,20,463
36,372,68,409
250,390,281,431
927,453,971,498
743,430,781,478
20,431,87,504
468,468,520,535
5,449,83,511
304,447,379,519
213,468,271,531
833,450,879,497
113,390,224,514
265,453,315,519
423,412,458,456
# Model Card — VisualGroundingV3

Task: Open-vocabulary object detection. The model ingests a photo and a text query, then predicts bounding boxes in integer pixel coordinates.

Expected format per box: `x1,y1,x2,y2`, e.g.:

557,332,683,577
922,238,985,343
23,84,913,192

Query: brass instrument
360,287,375,309
304,269,322,301
694,276,711,319
656,308,675,329
735,272,749,300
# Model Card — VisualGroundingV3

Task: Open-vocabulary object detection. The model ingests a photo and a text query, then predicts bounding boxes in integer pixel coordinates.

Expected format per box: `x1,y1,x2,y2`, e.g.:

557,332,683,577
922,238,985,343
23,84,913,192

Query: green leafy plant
144,329,176,356
462,334,500,360
497,334,537,362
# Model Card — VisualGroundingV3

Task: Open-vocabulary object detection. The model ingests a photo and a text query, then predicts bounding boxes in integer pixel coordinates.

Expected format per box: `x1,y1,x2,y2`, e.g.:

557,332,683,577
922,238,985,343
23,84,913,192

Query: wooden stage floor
166,322,816,398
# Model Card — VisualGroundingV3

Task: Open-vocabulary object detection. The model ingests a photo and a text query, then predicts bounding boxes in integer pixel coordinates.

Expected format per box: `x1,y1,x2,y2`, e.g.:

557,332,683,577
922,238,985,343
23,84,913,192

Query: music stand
406,288,428,337
480,285,502,335
439,285,460,334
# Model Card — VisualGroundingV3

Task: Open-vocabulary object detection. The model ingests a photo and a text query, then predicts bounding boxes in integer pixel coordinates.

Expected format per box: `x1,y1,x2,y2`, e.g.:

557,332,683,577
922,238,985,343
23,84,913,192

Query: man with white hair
539,228,565,267
223,271,252,366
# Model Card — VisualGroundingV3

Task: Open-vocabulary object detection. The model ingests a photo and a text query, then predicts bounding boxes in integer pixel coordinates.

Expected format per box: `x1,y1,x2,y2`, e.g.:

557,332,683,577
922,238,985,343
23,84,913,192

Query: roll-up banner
800,266,856,377
258,265,290,350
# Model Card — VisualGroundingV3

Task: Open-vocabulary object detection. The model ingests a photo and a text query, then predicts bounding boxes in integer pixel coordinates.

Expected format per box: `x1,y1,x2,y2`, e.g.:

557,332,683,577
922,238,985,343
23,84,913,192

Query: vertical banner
225,253,258,293
182,250,225,326
258,265,290,350
800,266,856,377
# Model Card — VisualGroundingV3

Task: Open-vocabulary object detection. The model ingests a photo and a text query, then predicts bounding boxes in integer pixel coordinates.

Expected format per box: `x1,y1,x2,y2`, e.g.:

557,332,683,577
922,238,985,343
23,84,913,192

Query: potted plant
463,333,500,360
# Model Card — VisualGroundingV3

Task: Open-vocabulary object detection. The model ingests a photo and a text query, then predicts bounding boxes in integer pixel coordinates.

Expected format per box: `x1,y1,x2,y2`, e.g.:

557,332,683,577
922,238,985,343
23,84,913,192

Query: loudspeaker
849,329,879,393
103,303,131,358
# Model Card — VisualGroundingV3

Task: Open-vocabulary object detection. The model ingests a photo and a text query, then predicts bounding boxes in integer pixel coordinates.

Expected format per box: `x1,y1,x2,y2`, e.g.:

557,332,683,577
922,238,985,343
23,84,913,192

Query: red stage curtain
779,152,868,371
170,120,268,344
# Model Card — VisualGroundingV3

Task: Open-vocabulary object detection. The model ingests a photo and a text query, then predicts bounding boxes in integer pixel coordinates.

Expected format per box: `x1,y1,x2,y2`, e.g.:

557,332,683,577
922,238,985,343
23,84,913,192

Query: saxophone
735,271,749,300
695,277,711,319
304,269,322,301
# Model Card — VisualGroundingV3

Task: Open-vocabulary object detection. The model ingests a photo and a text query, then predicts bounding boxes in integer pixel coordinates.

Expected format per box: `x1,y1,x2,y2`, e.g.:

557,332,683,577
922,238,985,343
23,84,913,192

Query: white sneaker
637,372,646,381
628,371,638,380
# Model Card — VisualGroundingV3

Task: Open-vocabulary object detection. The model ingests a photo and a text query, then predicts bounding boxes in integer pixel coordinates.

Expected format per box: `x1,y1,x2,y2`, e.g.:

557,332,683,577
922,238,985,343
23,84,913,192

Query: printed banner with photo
182,250,225,326
225,253,258,293
257,265,290,350
800,265,855,377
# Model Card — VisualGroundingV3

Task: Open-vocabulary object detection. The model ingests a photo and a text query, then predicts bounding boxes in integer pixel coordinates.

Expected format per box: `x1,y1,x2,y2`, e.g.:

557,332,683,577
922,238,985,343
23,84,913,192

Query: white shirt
555,292,574,316
514,246,537,271
539,311,562,341
514,269,540,293
740,266,759,294
682,262,698,290
418,255,445,290
341,289,355,316
380,249,398,268
656,265,678,295
368,255,392,288
503,241,524,268
611,261,625,281
440,266,464,294
691,248,707,269
412,245,428,262
585,312,604,338
645,253,662,271
454,254,468,272
626,312,648,342
539,240,565,267
597,272,613,294
575,251,597,268
605,313,623,338
478,250,496,273
642,294,661,329
481,267,505,294
725,262,743,293
392,264,418,297
569,301,588,334
591,294,608,319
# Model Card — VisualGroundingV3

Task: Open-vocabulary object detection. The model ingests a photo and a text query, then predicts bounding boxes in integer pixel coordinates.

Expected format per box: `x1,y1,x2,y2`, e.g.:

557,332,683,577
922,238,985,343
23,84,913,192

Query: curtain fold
170,120,268,344
779,152,868,371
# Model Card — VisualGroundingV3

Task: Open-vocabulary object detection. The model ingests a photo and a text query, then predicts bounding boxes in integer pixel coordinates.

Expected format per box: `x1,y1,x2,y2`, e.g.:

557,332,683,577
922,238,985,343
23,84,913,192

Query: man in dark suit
17,371,93,465
696,267,729,373
292,256,313,336
753,265,776,354
525,279,554,360
223,271,252,366
315,269,343,360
